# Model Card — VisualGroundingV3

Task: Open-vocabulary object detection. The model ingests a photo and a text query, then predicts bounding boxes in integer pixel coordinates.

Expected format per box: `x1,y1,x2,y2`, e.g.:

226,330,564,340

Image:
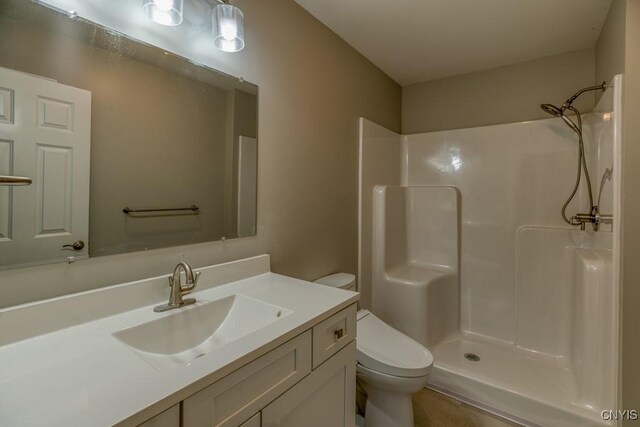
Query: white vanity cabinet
141,304,357,427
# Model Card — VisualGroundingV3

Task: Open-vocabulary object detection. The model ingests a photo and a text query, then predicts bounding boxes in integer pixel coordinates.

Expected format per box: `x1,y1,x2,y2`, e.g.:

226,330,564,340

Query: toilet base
364,386,414,427
357,364,429,427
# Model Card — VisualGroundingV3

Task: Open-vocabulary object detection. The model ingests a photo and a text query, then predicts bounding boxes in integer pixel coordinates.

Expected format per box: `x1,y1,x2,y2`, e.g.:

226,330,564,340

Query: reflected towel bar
0,175,32,186
123,205,199,215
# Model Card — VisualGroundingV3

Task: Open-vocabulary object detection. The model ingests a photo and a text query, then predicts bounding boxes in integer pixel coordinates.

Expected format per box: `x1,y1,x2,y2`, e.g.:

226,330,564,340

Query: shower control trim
570,207,613,231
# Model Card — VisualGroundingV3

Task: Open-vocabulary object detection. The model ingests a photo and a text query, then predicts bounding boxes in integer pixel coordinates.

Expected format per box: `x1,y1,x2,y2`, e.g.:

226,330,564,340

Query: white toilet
314,273,433,427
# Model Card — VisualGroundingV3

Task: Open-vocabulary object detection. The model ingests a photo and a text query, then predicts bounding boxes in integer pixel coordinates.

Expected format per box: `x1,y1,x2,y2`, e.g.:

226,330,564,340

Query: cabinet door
262,341,356,427
239,413,260,427
183,331,312,427
138,404,180,427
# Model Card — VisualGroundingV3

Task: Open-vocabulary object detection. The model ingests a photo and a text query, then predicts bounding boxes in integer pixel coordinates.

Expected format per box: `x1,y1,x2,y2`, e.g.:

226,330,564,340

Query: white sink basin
113,294,291,371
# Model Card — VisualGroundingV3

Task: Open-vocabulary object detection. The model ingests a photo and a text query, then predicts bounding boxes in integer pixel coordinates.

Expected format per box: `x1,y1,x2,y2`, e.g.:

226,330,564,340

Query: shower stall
358,75,622,427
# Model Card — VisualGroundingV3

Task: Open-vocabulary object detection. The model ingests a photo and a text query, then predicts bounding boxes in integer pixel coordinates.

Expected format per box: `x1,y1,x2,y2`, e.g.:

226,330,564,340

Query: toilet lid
356,310,433,378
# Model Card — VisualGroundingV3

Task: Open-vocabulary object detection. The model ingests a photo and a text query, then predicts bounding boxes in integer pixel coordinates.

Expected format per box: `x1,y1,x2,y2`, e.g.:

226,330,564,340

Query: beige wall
214,0,401,281
621,0,640,421
0,0,401,307
402,48,596,134
596,0,626,95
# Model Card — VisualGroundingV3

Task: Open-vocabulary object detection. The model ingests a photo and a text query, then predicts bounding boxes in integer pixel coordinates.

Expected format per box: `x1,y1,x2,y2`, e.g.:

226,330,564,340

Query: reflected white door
0,67,91,268
237,136,257,237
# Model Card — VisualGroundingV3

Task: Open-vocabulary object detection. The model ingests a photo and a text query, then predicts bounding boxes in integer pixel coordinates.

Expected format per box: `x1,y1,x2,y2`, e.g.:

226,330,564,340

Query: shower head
540,103,581,134
540,103,563,117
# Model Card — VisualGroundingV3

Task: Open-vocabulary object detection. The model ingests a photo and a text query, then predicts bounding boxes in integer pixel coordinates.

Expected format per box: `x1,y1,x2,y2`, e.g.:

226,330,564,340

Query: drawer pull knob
334,328,344,340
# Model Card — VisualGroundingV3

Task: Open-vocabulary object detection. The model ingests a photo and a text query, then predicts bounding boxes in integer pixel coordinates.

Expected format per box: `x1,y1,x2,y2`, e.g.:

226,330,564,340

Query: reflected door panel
0,67,91,269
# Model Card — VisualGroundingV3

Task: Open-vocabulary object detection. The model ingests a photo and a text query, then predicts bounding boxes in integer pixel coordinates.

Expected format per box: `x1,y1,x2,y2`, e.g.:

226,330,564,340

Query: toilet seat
356,310,433,378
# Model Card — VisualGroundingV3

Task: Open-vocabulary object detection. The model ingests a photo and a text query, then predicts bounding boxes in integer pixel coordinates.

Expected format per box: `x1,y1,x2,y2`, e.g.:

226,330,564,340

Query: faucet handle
181,271,201,295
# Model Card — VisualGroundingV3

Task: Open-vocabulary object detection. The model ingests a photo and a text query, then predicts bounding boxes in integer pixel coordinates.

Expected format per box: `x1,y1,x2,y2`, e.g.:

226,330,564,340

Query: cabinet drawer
183,331,312,427
312,304,356,368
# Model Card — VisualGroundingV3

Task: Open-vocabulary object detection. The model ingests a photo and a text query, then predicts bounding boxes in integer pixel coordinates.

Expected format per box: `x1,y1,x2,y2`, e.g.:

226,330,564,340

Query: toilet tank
314,273,356,292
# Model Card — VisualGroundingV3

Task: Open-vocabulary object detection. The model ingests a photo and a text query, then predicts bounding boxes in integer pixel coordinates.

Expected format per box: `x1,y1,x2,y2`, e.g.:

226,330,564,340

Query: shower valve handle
571,210,613,231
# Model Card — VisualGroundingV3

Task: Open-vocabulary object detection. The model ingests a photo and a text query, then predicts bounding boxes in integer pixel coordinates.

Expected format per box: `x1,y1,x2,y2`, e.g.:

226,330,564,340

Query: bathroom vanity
0,255,358,427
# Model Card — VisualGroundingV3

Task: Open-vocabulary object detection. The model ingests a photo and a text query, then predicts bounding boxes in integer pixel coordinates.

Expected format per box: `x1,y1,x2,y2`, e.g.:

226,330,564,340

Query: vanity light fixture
212,0,245,52
142,0,245,52
142,0,184,26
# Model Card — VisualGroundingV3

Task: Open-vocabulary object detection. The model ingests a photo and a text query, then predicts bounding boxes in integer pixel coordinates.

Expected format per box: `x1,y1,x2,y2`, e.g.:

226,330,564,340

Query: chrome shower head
540,103,563,117
540,103,580,134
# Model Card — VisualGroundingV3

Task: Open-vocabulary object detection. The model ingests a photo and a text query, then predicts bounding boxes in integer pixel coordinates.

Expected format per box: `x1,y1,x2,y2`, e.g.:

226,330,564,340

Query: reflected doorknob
62,240,85,250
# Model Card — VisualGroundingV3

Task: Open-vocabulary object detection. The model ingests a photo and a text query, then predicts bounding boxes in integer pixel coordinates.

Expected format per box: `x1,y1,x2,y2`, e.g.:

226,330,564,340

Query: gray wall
402,48,596,134
0,0,401,307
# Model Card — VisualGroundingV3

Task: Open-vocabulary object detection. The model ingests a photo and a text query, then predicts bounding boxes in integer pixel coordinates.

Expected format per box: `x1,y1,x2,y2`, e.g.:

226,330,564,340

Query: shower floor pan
428,334,611,427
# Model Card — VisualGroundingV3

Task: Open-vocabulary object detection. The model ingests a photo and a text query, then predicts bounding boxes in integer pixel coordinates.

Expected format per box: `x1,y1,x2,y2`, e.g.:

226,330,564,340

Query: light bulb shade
212,4,245,52
142,0,183,26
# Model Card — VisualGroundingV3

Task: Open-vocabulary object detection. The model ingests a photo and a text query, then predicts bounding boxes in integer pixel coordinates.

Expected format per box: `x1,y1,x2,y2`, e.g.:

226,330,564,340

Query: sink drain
464,352,480,362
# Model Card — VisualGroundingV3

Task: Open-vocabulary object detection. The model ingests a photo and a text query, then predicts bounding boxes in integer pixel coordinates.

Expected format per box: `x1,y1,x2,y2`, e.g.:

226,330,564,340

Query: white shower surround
358,74,622,426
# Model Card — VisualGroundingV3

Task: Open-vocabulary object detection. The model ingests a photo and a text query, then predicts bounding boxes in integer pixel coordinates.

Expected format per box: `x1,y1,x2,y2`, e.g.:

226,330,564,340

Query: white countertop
0,270,358,426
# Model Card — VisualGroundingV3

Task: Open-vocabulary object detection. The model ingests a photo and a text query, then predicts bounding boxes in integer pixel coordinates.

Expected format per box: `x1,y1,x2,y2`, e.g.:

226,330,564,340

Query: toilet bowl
314,274,434,427
356,309,432,427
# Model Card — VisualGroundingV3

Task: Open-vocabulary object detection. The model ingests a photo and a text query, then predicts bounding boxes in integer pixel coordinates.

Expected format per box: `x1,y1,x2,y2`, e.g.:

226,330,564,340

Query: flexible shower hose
561,107,594,225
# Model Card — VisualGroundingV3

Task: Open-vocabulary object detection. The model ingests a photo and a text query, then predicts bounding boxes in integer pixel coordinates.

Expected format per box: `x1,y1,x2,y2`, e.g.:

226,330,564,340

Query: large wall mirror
0,0,258,270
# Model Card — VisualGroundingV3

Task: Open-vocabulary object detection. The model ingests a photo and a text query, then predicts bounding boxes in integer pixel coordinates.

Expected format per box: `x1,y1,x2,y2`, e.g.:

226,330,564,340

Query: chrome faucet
154,262,201,312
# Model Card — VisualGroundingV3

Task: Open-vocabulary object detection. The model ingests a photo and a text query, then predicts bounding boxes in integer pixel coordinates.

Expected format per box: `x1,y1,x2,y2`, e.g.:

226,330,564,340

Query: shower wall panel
404,114,615,344
358,118,402,309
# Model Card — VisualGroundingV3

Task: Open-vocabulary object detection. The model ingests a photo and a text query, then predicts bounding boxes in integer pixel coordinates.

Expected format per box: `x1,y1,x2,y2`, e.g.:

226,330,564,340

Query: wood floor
412,388,521,427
